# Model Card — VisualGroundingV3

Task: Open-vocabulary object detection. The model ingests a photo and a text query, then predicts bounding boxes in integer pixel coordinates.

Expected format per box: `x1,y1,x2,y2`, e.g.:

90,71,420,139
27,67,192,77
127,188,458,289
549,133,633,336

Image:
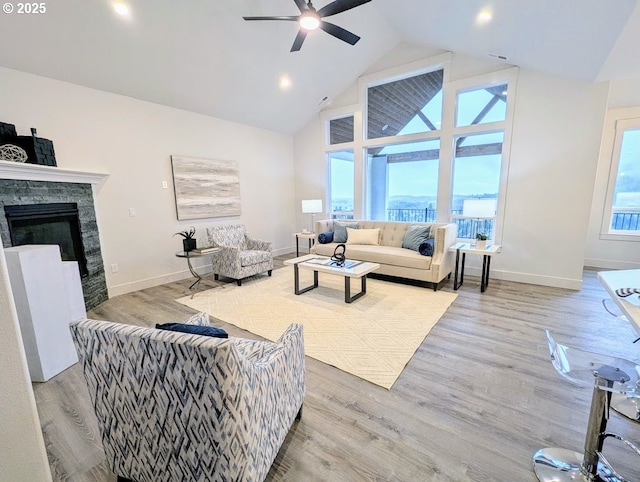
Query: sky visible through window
330,88,506,214
614,128,640,208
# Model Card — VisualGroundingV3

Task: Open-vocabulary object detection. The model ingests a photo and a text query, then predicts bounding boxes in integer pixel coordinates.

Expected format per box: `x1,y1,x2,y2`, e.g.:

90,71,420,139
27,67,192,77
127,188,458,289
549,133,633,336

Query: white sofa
311,220,458,290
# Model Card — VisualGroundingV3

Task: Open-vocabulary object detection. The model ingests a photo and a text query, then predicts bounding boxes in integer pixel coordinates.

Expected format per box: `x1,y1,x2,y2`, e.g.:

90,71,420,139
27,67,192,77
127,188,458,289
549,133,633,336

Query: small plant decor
174,226,197,252
475,232,488,250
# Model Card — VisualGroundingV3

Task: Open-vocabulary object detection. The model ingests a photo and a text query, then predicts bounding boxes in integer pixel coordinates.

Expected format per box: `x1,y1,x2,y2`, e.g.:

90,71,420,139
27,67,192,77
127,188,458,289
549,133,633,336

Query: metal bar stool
533,331,640,482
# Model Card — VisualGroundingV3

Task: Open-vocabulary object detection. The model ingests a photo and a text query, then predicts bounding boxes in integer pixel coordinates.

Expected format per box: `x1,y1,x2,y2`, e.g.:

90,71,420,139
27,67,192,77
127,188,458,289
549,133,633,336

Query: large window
366,140,440,221
451,132,503,239
604,119,640,235
322,56,516,237
328,150,354,219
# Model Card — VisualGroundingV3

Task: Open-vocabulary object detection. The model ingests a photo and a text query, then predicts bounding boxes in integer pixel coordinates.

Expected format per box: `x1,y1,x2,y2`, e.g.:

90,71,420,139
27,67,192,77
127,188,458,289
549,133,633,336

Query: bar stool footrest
533,447,619,482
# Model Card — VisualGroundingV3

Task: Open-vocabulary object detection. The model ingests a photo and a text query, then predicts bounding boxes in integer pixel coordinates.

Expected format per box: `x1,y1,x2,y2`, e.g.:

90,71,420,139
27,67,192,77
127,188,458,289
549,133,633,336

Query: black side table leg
480,255,487,292
480,255,492,293
296,237,300,257
453,249,461,290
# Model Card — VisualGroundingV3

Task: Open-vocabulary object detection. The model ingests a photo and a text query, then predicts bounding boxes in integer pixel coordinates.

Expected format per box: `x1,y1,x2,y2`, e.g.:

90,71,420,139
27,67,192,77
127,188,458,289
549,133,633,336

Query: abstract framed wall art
170,155,241,220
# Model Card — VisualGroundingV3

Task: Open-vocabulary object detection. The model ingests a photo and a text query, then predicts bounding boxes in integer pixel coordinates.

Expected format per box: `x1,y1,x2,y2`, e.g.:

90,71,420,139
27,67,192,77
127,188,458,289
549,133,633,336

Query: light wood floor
33,256,640,481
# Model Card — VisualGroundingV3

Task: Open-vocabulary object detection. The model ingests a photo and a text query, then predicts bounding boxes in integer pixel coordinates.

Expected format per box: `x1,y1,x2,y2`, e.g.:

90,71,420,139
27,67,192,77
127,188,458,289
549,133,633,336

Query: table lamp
462,198,496,243
301,199,323,233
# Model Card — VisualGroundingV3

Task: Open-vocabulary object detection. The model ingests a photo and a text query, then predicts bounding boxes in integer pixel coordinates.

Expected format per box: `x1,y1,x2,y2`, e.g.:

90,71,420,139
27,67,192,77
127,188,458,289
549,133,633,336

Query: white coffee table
449,242,502,292
284,254,380,303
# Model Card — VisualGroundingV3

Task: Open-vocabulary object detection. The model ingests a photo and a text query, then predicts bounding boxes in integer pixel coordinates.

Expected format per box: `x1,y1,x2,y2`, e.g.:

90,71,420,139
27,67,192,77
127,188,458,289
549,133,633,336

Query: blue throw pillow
318,231,334,244
402,225,432,251
418,238,434,256
156,322,228,338
333,221,358,243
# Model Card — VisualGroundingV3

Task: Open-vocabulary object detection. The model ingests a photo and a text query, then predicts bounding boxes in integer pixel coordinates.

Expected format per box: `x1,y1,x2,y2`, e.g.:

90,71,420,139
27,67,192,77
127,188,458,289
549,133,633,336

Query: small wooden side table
294,232,316,257
449,242,502,292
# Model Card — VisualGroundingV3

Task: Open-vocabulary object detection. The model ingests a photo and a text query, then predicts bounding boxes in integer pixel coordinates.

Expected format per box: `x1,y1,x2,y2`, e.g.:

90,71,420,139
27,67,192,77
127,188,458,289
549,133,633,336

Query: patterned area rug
176,267,457,389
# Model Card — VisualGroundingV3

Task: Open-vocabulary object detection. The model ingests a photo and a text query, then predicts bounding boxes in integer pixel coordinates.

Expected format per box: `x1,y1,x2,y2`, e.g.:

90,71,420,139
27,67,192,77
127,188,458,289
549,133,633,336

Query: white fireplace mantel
0,160,108,185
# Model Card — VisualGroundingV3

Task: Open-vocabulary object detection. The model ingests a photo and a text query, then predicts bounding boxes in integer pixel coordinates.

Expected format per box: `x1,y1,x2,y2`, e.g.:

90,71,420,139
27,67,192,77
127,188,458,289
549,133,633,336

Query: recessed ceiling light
476,8,493,24
113,2,130,16
279,75,292,90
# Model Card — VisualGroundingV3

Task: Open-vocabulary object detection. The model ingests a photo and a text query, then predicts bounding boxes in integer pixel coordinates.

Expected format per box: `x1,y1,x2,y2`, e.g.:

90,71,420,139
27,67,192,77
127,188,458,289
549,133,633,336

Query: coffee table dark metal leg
345,275,367,303
293,263,318,295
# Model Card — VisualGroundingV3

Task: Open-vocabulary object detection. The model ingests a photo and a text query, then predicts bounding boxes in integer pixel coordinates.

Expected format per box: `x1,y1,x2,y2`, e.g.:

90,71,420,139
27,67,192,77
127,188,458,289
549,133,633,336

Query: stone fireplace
0,161,109,310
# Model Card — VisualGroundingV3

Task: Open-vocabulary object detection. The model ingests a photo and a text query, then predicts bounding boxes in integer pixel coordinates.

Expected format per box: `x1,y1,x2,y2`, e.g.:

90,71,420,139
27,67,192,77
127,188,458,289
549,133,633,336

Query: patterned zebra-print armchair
70,312,305,482
207,224,273,286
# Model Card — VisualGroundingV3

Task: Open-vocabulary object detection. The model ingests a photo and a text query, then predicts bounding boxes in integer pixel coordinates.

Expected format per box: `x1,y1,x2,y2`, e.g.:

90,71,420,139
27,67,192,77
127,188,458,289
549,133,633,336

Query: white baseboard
583,258,640,270
461,267,583,290
273,246,296,256
106,250,297,298
107,264,213,297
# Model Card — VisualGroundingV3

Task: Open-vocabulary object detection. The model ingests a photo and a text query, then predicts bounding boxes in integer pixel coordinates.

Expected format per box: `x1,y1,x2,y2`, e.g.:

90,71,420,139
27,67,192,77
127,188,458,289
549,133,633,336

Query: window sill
599,232,640,242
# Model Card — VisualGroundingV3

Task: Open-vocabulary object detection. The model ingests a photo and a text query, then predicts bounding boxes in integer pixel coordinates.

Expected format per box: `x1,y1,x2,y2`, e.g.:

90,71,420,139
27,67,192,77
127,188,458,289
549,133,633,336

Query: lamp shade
301,199,323,214
462,199,496,218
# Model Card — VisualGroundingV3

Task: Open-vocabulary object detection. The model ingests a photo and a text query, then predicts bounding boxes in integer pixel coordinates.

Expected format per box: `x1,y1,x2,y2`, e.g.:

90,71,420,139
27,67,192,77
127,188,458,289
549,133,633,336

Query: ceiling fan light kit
243,0,372,52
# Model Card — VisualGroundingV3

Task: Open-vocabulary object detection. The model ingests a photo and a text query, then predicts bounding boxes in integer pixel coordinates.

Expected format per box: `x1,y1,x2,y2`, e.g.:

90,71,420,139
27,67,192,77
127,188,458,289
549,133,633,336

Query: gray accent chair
70,312,305,482
207,224,273,286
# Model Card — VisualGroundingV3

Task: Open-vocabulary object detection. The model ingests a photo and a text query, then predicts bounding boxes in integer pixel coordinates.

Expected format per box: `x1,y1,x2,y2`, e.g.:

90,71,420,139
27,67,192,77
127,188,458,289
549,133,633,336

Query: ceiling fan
243,0,372,52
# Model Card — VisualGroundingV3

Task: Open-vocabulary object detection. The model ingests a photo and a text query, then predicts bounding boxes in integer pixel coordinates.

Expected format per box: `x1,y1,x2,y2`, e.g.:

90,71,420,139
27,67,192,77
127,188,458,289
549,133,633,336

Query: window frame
320,55,518,239
600,116,640,240
446,70,518,243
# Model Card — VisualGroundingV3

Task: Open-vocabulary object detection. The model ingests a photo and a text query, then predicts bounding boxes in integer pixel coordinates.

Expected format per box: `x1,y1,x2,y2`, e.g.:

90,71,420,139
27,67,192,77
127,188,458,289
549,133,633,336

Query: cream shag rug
176,267,457,390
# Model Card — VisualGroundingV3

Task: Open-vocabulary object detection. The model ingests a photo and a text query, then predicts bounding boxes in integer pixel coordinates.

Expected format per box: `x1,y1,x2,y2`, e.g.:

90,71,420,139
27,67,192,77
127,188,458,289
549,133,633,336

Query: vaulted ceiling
1,0,639,135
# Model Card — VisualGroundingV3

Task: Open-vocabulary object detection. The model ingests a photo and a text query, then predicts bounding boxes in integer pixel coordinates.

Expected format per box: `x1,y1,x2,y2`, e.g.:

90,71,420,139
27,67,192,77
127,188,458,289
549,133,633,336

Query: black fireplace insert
4,202,88,277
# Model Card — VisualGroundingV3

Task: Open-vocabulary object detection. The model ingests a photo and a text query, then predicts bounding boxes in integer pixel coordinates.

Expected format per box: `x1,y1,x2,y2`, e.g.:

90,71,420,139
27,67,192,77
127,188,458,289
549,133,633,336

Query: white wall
501,69,609,287
0,234,52,482
294,49,610,289
0,67,296,296
584,80,640,270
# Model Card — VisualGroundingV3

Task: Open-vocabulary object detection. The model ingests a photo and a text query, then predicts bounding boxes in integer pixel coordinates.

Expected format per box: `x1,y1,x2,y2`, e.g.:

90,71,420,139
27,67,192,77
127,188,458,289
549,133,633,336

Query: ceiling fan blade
290,29,308,52
293,0,308,13
317,0,371,18
243,16,299,21
319,21,360,45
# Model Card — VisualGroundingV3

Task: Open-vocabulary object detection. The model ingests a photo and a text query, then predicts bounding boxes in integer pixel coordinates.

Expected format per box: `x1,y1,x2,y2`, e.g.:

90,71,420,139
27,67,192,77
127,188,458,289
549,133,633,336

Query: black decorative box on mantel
0,121,57,167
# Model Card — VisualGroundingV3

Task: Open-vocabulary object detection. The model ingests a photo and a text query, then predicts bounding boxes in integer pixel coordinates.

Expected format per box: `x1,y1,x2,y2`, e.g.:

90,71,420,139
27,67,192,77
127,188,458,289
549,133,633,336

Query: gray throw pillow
402,225,432,251
333,221,359,243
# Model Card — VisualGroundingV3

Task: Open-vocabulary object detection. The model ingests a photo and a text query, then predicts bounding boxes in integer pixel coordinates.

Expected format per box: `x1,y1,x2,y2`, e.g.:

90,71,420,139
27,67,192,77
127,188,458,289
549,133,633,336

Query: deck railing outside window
611,208,640,231
386,208,495,239
329,211,354,220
